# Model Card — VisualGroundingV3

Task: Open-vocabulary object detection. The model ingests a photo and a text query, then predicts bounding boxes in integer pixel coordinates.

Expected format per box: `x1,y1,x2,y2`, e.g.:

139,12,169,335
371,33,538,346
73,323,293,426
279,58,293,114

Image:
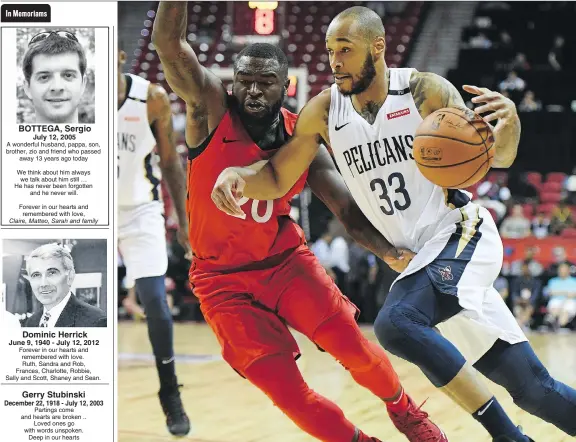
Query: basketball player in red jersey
153,3,447,441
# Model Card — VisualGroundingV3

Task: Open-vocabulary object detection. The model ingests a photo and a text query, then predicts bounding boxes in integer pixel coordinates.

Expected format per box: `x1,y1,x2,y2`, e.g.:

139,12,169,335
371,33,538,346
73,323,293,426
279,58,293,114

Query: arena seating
282,1,424,96
448,2,576,108
131,1,425,102
470,167,576,317
471,169,576,217
447,4,576,176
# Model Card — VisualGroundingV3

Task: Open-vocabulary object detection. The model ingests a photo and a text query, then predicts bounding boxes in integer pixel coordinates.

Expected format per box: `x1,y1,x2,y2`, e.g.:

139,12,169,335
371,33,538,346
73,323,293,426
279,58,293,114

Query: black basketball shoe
493,427,535,442
158,385,190,436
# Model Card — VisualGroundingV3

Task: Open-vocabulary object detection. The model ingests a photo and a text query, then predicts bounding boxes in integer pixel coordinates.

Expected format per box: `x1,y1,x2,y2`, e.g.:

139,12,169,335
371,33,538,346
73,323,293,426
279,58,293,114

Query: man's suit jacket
25,294,107,327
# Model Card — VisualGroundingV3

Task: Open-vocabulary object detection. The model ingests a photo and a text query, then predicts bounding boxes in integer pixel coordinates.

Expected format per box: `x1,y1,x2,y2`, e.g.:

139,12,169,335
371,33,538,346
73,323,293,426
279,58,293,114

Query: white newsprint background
1,6,113,227
0,3,117,442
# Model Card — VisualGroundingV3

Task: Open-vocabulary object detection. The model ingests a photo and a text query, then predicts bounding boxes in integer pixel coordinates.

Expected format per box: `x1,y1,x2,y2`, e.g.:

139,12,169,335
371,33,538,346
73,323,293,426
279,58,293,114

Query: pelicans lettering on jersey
117,73,162,207
187,108,308,271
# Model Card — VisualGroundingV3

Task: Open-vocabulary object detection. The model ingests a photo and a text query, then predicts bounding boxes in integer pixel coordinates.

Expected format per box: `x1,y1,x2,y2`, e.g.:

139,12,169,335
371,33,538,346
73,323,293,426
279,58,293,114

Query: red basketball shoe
387,396,448,441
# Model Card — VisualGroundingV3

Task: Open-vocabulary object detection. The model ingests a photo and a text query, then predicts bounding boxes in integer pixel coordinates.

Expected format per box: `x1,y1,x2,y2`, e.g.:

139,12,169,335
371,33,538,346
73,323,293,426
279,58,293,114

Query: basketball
413,108,495,189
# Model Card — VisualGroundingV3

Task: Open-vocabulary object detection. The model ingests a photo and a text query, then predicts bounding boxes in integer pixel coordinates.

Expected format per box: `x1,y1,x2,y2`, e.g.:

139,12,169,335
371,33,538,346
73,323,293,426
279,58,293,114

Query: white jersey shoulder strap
126,73,149,102
388,68,415,94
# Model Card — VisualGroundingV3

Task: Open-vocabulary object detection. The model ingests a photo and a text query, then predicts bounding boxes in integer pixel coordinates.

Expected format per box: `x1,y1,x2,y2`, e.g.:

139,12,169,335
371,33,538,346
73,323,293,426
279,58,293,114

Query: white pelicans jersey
328,68,475,266
328,68,527,361
117,73,162,207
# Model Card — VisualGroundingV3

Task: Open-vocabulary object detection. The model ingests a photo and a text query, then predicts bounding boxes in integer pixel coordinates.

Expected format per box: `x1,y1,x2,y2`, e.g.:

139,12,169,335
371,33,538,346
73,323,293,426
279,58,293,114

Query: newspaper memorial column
1,3,116,442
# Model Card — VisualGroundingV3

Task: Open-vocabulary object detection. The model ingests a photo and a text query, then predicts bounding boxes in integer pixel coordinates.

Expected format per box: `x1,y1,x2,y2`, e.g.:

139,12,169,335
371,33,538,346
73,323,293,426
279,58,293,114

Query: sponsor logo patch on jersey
387,108,410,120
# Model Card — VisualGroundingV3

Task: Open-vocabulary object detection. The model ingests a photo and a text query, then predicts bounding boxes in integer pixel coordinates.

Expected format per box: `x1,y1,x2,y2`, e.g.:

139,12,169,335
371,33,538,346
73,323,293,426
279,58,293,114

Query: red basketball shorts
190,245,359,376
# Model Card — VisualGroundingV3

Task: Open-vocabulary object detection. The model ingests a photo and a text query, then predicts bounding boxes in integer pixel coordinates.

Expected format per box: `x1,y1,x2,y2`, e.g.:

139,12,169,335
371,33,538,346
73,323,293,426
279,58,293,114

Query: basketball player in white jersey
117,48,191,436
212,7,576,441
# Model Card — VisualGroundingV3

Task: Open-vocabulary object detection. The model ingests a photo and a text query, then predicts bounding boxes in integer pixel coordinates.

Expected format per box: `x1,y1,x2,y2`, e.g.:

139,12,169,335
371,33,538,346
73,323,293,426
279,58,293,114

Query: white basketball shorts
118,201,168,289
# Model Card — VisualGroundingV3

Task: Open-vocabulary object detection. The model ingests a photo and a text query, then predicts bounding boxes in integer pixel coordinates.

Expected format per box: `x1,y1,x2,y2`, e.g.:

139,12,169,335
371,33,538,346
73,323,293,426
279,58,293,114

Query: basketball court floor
118,321,576,441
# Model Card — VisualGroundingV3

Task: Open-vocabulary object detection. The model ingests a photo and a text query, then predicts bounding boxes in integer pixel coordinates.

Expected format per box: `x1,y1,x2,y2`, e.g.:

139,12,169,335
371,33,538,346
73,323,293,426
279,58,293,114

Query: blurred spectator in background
329,231,350,297
548,35,565,71
310,229,337,281
347,242,371,313
347,243,379,323
519,91,542,112
498,30,514,57
531,212,551,239
469,32,492,49
476,176,510,202
474,16,492,28
510,262,542,330
364,255,381,319
500,204,531,239
545,263,576,330
509,246,544,277
549,200,573,235
499,70,526,93
564,167,576,204
546,247,576,281
473,193,507,222
494,274,511,310
506,169,539,202
347,244,368,289
510,53,531,71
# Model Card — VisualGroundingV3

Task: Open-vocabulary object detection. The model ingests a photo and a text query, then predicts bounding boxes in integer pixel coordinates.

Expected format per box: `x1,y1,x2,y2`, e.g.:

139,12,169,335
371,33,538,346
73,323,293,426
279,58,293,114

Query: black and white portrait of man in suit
23,243,106,327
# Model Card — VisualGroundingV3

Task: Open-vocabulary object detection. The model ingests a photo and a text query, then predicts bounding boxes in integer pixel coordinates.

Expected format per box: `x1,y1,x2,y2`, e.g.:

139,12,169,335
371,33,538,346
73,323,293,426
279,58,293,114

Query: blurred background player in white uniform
117,47,191,436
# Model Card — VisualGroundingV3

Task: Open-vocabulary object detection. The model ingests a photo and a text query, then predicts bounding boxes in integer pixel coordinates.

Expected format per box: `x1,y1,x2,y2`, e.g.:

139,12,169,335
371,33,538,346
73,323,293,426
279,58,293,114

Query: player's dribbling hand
211,168,247,219
382,248,415,273
462,85,518,128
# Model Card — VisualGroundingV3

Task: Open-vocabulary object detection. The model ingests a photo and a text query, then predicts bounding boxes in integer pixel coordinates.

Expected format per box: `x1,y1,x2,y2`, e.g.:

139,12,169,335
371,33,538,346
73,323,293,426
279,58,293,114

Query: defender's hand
211,168,246,218
382,248,415,273
463,85,518,127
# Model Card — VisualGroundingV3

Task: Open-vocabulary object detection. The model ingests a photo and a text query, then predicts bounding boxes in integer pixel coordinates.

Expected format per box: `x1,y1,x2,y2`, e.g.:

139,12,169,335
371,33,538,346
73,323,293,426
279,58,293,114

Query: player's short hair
22,33,87,83
234,43,289,79
333,6,386,42
26,243,76,275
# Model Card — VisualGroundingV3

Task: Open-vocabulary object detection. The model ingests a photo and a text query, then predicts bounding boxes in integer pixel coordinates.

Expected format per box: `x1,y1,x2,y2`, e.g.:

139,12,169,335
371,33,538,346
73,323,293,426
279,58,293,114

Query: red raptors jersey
187,108,308,271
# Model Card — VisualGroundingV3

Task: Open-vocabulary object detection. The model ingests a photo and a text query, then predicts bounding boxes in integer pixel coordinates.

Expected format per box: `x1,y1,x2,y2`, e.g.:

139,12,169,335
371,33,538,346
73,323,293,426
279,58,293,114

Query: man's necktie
40,312,51,327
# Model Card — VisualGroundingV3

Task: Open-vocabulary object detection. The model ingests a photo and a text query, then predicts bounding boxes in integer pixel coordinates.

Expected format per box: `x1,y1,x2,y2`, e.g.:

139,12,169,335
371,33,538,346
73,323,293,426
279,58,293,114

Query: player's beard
236,89,285,128
341,52,377,96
